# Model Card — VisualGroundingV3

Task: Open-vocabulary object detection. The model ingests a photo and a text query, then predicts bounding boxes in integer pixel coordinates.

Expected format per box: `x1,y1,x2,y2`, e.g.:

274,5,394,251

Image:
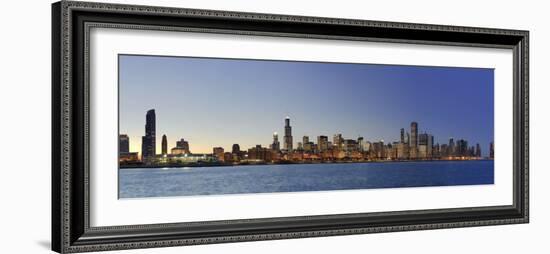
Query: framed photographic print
52,1,529,253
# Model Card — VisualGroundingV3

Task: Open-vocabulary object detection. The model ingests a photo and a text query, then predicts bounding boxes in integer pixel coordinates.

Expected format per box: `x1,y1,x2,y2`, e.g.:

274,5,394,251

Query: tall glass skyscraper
141,109,156,163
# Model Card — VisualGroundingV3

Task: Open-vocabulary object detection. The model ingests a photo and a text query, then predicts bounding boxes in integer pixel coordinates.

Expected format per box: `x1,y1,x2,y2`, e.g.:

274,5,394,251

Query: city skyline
124,112,490,160
119,54,494,156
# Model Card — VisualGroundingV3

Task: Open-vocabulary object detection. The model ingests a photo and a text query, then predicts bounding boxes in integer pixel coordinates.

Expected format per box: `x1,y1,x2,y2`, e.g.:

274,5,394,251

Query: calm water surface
119,160,494,198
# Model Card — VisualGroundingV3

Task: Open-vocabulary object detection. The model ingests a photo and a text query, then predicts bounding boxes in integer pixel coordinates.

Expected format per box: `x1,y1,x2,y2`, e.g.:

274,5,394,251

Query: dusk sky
119,54,494,156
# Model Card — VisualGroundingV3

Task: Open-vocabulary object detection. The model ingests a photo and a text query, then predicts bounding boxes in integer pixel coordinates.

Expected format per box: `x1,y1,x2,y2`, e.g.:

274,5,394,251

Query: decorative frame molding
52,1,529,253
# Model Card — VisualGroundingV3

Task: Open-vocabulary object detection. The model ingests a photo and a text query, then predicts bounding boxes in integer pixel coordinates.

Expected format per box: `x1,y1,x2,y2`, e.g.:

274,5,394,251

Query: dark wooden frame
52,1,529,253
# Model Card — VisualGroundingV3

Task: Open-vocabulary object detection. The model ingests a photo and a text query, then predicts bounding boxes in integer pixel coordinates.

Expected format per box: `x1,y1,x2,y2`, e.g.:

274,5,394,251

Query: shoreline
119,158,493,170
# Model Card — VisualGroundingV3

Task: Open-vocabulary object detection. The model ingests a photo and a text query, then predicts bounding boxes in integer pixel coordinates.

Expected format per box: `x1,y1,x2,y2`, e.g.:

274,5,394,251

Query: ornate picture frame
52,1,528,253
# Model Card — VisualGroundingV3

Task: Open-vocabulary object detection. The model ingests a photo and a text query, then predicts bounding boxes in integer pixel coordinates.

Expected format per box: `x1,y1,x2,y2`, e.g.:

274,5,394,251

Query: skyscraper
271,132,280,151
232,144,241,154
358,137,365,151
333,134,343,149
161,134,167,155
284,116,293,151
475,143,482,158
119,134,129,154
141,109,156,163
400,128,405,143
303,135,309,145
490,142,494,159
449,138,455,156
410,122,418,148
317,135,329,151
409,122,418,159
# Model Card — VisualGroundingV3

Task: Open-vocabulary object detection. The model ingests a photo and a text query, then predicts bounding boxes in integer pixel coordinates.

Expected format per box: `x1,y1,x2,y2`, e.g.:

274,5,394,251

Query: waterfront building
213,147,224,161
119,152,139,163
303,141,314,152
248,145,273,162
303,135,309,145
161,134,167,155
232,144,241,154
283,117,293,152
333,134,343,149
372,141,385,159
141,109,156,164
418,133,433,158
223,152,233,162
317,135,329,151
167,153,218,164
343,139,359,153
396,142,409,159
418,144,428,159
174,138,190,154
400,128,405,143
232,144,241,161
171,147,188,155
490,142,494,159
364,141,371,152
119,134,129,154
271,132,280,151
297,142,304,151
357,137,365,151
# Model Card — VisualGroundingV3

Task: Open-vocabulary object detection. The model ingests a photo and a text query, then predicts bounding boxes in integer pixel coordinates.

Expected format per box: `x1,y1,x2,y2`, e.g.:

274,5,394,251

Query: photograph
118,54,495,198
47,1,532,253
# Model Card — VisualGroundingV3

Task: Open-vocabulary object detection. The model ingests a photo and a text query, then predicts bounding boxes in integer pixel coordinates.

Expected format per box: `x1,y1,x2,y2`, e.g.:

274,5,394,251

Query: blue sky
119,54,494,156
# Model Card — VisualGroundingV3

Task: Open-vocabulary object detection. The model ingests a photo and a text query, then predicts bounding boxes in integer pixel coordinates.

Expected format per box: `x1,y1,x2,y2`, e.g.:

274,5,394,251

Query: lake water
119,160,494,198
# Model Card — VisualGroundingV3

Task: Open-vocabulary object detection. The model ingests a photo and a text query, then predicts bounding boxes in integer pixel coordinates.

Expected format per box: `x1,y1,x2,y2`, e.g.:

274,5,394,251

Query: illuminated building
283,116,293,151
171,147,187,155
119,152,139,163
317,135,329,151
396,142,409,159
232,144,241,161
271,132,280,151
167,153,217,164
213,147,224,161
357,137,364,151
343,139,358,153
248,145,273,162
297,142,304,151
174,138,190,154
475,143,482,158
141,109,156,164
333,134,343,149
